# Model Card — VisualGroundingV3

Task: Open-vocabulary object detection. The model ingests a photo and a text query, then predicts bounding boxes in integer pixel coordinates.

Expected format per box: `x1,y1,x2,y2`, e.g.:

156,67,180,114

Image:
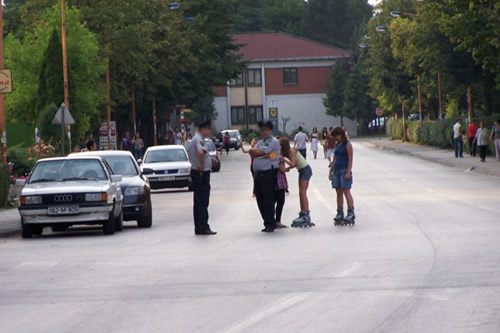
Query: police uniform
187,131,214,235
253,135,280,231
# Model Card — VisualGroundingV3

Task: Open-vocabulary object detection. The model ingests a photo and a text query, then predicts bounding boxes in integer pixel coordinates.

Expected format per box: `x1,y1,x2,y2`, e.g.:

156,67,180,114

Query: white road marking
222,293,310,333
13,261,58,270
335,261,363,278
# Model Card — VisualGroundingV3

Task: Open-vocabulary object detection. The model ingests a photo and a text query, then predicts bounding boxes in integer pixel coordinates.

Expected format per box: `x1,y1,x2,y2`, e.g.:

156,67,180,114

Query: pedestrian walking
132,132,144,160
240,138,258,196
490,120,500,161
121,130,132,151
321,127,328,159
453,119,464,158
474,121,489,163
326,127,336,167
329,127,355,225
310,127,319,159
275,157,289,229
249,120,280,233
294,126,308,159
467,121,478,156
187,120,216,236
81,139,97,152
174,128,182,145
223,132,231,155
279,137,314,228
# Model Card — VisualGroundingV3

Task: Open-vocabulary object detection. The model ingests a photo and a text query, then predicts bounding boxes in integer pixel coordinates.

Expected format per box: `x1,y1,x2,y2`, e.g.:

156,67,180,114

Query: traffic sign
376,107,384,117
0,68,13,94
52,103,75,124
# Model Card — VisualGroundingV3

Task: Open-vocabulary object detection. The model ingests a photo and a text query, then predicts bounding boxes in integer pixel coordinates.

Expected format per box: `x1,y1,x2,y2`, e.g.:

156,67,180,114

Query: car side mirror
142,168,154,175
15,179,26,186
110,175,122,183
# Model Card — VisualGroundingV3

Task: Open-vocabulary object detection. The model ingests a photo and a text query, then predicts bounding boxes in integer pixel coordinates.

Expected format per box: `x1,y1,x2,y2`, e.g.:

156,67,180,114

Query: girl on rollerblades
329,127,355,225
279,138,314,228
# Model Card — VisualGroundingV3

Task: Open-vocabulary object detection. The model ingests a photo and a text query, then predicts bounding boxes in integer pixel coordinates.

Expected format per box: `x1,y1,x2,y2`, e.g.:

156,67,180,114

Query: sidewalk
0,208,20,237
360,137,500,178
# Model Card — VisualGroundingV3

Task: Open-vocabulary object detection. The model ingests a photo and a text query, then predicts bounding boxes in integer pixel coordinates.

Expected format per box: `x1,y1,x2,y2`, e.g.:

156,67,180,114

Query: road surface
1,141,499,333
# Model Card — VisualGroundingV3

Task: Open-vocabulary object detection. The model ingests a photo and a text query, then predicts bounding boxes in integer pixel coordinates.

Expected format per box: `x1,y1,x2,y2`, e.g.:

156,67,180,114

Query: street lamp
390,11,402,17
359,42,368,48
376,26,387,32
184,16,194,22
0,0,6,163
167,2,180,10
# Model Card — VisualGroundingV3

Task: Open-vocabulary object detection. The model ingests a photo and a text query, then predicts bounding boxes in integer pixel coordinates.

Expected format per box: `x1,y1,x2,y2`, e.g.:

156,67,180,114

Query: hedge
0,164,10,208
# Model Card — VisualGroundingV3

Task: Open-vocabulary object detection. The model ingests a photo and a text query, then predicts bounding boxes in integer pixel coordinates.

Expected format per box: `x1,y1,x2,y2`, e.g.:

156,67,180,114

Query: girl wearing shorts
329,127,355,224
279,138,314,226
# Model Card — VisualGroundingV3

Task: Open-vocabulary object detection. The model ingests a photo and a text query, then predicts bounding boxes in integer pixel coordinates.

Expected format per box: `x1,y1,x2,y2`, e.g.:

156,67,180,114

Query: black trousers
275,189,286,223
454,137,463,157
191,170,211,232
468,137,476,156
250,165,256,195
254,169,277,229
478,145,487,161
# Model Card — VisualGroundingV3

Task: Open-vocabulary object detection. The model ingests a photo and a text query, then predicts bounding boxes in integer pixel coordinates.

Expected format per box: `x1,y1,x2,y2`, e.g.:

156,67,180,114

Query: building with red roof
213,32,357,135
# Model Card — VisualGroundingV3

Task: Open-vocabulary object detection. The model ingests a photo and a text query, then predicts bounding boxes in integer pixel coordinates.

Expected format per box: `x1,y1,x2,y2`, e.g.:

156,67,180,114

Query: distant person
223,132,231,155
310,127,319,159
321,127,328,159
326,127,336,167
275,156,289,229
82,139,97,152
491,120,500,161
240,138,258,196
132,132,144,160
280,137,314,228
474,121,489,163
121,130,132,151
165,130,174,145
187,128,193,140
174,128,182,145
467,121,478,157
329,127,355,225
294,126,308,159
453,119,464,158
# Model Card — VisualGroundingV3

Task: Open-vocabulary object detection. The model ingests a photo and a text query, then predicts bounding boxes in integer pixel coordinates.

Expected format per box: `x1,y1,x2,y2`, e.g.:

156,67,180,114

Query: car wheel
21,221,33,239
114,207,124,232
137,200,153,228
32,225,43,236
103,210,116,235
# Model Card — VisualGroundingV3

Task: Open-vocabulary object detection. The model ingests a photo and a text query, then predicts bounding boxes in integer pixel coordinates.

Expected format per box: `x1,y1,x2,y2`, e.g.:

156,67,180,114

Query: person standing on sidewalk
474,121,489,163
321,127,328,159
326,127,336,167
294,127,308,159
275,157,289,229
467,121,478,157
490,120,500,161
453,119,464,158
310,127,319,159
250,121,280,233
187,120,216,236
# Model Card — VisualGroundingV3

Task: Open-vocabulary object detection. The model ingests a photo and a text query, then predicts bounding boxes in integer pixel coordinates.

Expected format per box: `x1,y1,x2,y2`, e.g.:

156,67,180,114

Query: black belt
255,169,276,175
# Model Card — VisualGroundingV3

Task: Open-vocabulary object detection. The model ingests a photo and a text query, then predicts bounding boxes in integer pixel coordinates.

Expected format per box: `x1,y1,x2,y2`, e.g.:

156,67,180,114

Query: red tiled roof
232,32,353,61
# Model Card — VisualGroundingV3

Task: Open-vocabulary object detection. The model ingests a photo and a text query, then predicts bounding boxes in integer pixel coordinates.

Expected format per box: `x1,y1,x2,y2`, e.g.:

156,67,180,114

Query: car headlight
179,168,191,174
124,186,145,196
20,196,42,205
85,193,108,202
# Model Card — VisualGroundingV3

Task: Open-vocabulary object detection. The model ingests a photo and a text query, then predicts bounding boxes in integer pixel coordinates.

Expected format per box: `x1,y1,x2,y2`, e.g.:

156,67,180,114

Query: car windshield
102,156,138,176
145,149,188,163
29,159,108,183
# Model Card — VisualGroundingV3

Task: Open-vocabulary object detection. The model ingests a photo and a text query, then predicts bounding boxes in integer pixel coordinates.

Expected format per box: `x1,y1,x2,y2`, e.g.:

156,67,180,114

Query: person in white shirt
294,127,308,159
474,121,489,162
453,120,464,158
174,128,183,145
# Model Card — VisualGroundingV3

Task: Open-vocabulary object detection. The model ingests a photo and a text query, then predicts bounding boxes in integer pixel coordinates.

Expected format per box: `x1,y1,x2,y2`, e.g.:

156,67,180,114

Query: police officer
250,120,280,232
187,120,217,236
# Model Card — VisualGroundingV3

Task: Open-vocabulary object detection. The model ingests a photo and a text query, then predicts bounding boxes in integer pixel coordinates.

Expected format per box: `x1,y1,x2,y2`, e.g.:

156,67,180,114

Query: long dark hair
321,127,328,138
331,126,347,144
279,137,291,158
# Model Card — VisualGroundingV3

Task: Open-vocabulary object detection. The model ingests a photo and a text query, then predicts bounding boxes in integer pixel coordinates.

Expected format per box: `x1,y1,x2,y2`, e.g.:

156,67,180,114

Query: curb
363,141,497,177
0,229,20,238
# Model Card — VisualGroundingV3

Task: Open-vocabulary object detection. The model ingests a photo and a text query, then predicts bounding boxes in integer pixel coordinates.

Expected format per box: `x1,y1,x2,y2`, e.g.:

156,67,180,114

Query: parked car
140,145,192,190
71,151,153,228
184,139,221,172
221,130,242,150
17,156,124,238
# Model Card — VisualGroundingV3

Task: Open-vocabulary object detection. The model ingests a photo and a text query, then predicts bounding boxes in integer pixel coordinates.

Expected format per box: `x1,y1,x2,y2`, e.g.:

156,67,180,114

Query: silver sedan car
17,156,124,238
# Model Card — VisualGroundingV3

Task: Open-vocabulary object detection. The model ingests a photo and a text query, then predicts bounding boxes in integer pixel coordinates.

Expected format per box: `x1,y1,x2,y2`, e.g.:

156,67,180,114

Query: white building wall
213,97,229,131
265,93,357,136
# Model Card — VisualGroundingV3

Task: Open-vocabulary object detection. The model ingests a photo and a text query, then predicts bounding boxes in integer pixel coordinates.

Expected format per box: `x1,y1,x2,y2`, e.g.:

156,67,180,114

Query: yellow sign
0,69,13,94
269,108,278,118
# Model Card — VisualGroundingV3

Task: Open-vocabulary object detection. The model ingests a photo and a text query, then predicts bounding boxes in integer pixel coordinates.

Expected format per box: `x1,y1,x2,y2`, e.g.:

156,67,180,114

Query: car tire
103,210,116,235
21,221,33,239
137,200,153,228
114,207,124,232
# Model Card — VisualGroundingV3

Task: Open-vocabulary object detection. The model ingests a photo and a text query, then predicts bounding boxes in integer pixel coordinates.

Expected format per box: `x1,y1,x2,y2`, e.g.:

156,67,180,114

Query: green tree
234,0,266,32
262,0,306,36
343,61,374,132
324,62,349,125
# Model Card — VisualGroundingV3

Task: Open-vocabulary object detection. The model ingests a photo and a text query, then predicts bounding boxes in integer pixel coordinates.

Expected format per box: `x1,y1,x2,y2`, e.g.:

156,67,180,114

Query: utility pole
131,87,136,134
60,0,71,152
153,98,158,146
0,3,6,163
402,101,407,142
105,29,112,150
437,71,443,120
417,75,423,124
466,86,472,123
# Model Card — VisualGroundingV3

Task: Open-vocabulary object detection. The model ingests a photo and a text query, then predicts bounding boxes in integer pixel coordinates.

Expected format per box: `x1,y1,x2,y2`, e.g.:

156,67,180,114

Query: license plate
159,176,175,181
48,206,79,216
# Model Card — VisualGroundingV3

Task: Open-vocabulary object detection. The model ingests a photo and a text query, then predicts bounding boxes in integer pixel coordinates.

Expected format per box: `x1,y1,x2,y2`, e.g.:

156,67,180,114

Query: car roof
70,151,135,158
145,145,187,152
37,155,104,163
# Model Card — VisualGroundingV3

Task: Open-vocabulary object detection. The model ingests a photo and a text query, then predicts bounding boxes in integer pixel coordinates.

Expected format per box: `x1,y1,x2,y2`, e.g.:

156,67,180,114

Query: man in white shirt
174,128,183,145
453,120,464,158
294,126,308,159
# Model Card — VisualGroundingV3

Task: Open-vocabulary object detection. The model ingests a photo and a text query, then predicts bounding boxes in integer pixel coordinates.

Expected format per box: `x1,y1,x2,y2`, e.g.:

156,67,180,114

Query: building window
231,107,245,124
248,106,263,124
247,69,262,86
283,68,298,86
229,74,244,87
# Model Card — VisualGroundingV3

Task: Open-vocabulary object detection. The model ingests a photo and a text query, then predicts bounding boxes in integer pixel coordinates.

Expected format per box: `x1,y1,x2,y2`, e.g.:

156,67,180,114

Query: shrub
386,118,404,140
407,121,421,144
7,146,36,177
0,164,9,207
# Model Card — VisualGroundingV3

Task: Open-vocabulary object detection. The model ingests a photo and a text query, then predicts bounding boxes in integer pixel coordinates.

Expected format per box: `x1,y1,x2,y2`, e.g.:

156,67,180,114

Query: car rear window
103,156,139,176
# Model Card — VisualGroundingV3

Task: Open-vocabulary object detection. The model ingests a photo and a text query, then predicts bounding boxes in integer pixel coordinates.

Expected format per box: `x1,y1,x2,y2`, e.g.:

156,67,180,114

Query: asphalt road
1,141,499,333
